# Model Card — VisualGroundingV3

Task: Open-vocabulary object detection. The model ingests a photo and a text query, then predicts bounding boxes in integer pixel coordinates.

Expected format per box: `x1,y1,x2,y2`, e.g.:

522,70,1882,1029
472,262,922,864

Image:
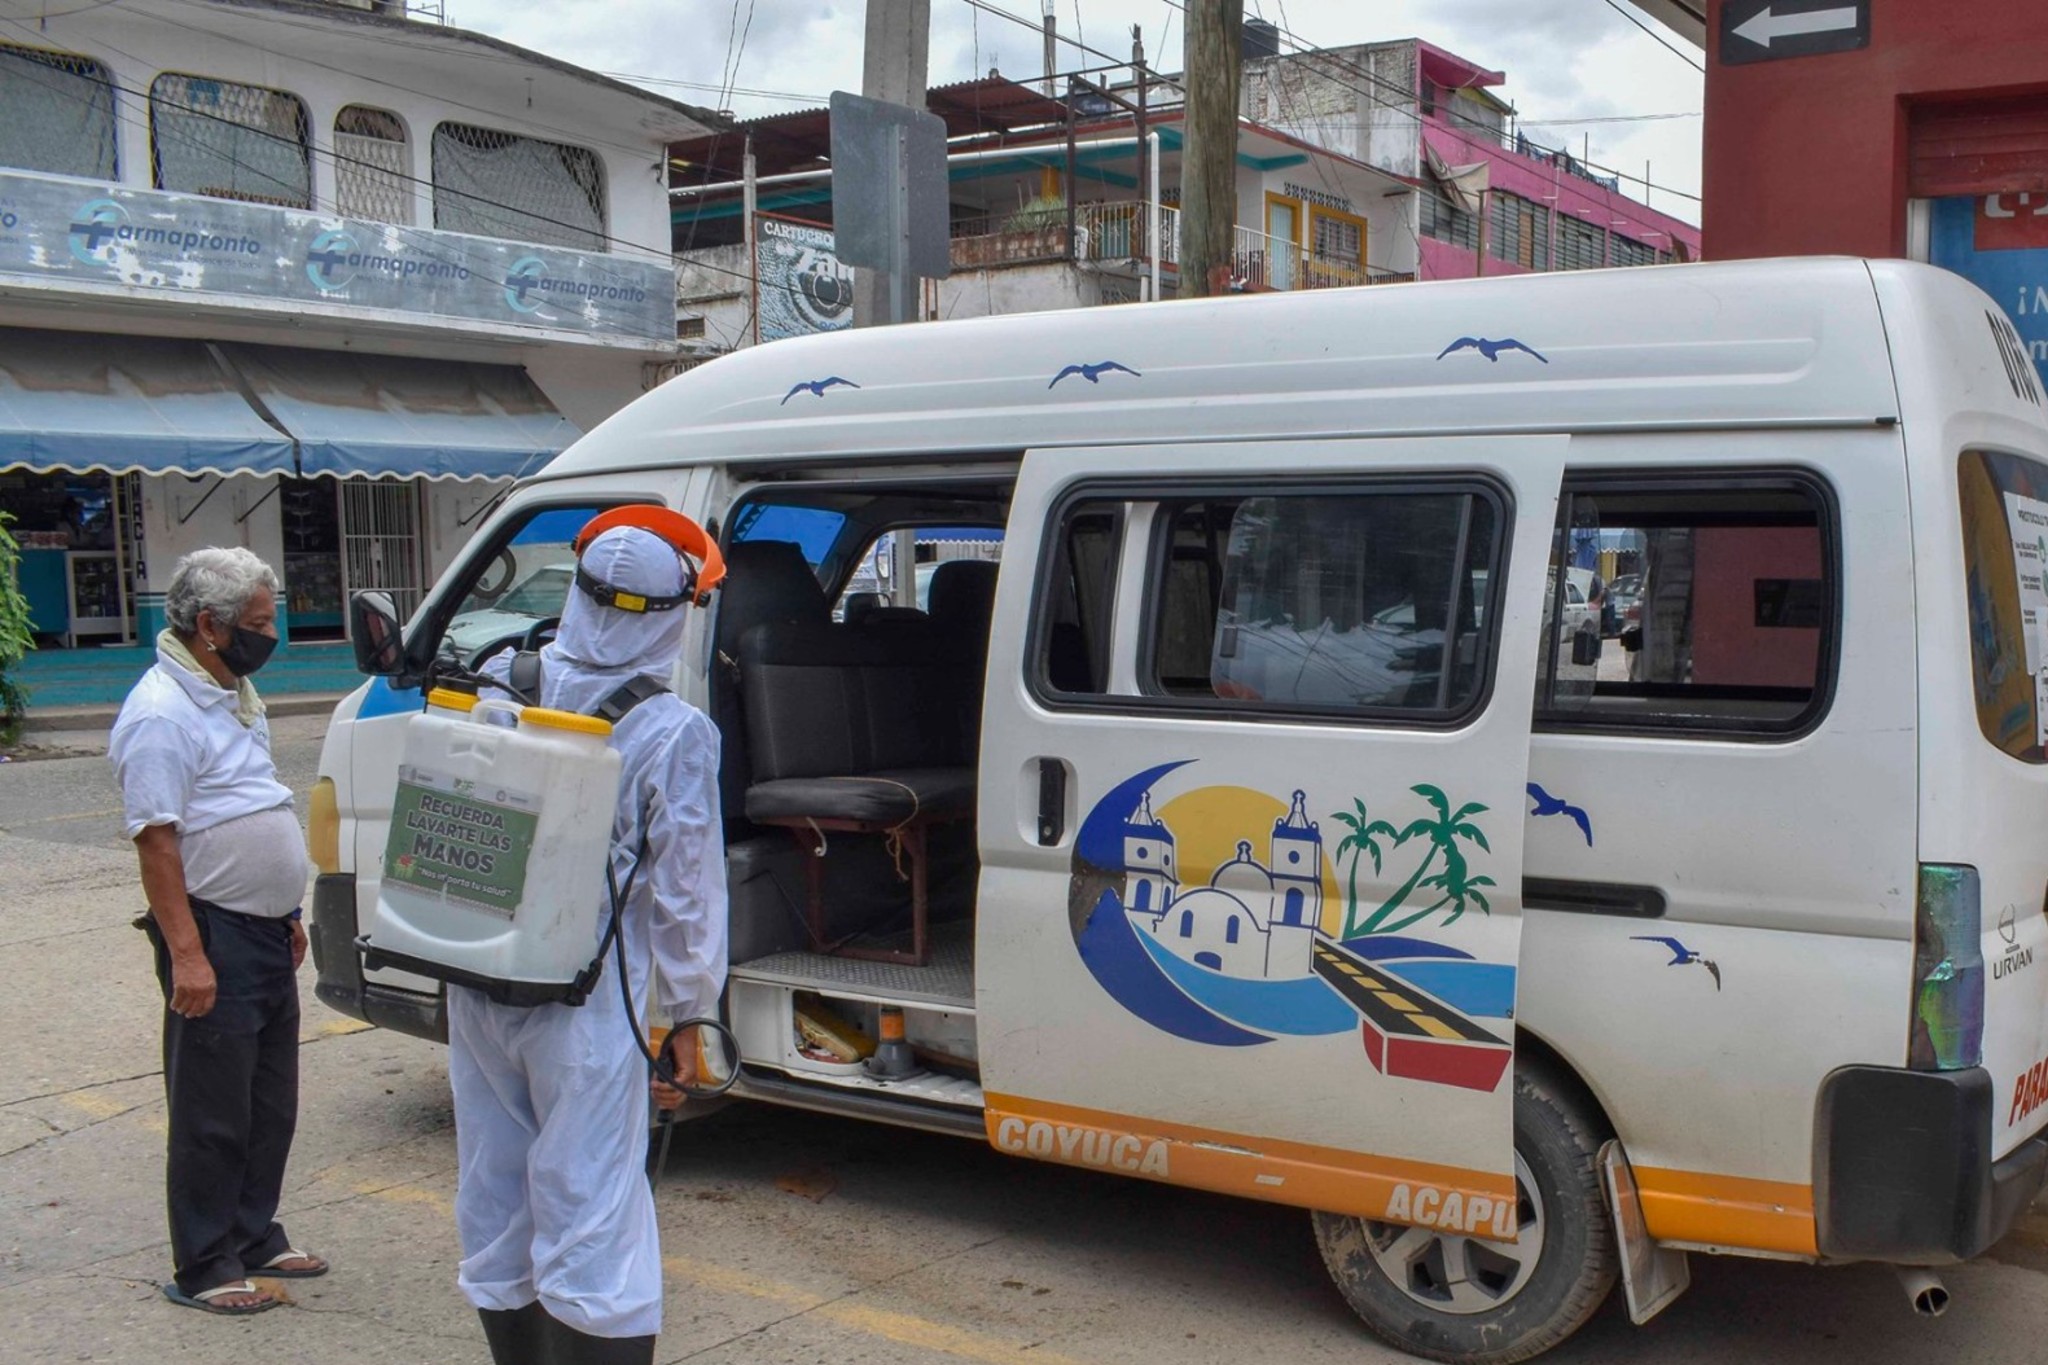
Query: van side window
1536,475,1835,736
1040,505,1122,694
1959,449,2048,763
1036,484,1505,722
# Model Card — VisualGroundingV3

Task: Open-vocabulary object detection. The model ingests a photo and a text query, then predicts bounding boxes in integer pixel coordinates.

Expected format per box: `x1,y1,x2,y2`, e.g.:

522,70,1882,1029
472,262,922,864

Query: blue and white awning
0,328,294,477
221,345,580,483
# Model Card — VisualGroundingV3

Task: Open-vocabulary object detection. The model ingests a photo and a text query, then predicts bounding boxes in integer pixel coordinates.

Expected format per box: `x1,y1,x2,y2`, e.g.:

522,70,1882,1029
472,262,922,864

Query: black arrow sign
1721,1,1871,66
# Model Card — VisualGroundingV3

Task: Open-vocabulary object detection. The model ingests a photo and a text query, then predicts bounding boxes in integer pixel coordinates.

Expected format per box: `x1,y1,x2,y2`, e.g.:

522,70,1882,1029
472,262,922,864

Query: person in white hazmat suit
452,514,727,1365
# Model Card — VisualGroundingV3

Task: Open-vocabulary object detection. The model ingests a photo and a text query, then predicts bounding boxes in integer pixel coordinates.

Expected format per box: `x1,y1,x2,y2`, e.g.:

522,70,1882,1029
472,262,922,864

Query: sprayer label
383,765,541,918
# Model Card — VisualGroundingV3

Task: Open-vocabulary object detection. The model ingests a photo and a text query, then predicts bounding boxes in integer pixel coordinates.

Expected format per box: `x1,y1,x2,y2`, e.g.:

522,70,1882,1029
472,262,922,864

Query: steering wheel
465,616,560,673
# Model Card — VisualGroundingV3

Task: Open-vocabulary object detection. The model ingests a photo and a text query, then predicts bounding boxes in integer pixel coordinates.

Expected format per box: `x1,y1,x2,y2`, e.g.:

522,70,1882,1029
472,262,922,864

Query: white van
312,258,2048,1363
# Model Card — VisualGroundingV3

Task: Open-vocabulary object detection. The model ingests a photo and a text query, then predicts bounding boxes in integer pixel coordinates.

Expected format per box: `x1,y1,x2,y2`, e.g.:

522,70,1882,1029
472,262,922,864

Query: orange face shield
570,505,727,611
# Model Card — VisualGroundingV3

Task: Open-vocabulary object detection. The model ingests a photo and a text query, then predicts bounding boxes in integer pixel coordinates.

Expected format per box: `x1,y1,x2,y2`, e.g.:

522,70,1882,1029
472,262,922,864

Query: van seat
738,615,975,964
713,540,832,826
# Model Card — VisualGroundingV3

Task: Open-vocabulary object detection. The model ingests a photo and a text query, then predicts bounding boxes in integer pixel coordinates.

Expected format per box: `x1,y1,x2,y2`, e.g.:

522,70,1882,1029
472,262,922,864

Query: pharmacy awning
0,328,295,477
220,345,580,483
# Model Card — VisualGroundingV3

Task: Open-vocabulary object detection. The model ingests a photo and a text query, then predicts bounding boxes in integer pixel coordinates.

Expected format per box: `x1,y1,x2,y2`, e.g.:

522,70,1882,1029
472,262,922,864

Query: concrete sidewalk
15,691,351,753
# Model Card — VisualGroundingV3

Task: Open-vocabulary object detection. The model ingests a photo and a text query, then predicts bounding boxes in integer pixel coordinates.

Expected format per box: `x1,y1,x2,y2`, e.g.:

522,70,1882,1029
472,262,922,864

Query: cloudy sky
442,1,1705,224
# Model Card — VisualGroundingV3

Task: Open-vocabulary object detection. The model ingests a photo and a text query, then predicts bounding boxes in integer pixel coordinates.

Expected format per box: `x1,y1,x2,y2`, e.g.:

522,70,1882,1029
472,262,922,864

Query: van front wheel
1311,1070,1618,1365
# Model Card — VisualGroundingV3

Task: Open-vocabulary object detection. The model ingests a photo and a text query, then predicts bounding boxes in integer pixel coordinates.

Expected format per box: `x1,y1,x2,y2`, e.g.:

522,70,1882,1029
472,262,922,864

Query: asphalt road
3,721,2046,1364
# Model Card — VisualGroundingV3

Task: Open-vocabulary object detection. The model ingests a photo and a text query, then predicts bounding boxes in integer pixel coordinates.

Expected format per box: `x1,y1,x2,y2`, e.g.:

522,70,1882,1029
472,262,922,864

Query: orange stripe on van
1632,1166,1817,1256
983,1093,1520,1236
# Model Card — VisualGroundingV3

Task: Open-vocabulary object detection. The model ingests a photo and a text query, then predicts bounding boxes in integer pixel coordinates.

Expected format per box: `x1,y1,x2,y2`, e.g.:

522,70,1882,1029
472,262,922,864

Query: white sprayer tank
365,691,622,1003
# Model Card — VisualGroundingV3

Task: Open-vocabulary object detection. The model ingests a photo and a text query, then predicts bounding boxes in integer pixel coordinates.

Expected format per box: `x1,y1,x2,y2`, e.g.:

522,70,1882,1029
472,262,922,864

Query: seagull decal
1526,783,1593,846
781,376,861,405
1049,360,1142,389
1631,935,1722,991
1437,336,1549,363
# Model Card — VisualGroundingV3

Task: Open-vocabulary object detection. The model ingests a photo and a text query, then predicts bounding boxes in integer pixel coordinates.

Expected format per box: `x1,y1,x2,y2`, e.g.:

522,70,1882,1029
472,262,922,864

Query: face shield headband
570,506,728,612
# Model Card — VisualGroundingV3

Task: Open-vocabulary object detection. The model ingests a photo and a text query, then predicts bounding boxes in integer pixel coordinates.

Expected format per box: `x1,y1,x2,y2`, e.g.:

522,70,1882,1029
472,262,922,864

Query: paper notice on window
2005,493,2048,677
2005,493,2048,746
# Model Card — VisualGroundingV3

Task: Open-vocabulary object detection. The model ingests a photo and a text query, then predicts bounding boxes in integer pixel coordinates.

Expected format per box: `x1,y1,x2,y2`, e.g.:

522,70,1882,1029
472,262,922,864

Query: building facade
670,31,1698,361
1241,34,1700,281
0,0,717,649
1632,1,2048,406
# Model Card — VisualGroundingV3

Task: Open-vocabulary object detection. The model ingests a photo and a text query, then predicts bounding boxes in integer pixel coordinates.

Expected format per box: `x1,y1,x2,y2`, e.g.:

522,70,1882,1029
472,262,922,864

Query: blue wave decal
356,676,422,721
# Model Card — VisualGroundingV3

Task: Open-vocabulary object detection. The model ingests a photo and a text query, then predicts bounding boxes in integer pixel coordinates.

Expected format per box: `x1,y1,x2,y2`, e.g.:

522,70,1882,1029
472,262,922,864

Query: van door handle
1036,757,1068,846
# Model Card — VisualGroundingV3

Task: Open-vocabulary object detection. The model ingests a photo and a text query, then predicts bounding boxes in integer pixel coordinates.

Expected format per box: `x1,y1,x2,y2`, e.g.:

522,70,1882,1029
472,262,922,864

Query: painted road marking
350,1181,1086,1364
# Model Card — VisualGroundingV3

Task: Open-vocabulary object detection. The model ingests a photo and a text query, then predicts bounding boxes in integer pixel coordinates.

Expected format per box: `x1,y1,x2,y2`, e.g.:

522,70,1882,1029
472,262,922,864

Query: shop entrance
281,477,344,642
0,469,141,647
340,477,428,633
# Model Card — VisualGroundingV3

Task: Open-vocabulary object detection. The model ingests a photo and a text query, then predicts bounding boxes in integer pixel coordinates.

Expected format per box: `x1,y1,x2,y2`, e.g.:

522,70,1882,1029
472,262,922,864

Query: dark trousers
144,898,300,1295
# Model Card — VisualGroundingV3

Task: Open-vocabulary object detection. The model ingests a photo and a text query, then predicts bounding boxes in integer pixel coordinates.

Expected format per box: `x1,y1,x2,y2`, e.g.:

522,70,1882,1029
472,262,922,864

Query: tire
1312,1068,1619,1365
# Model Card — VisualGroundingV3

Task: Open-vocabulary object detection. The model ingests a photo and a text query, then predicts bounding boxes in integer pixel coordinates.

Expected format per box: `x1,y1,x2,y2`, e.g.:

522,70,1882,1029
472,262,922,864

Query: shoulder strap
596,674,671,724
507,649,544,706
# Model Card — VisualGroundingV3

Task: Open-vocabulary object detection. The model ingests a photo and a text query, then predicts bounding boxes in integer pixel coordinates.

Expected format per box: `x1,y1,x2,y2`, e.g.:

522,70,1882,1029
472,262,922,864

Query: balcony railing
948,199,1410,292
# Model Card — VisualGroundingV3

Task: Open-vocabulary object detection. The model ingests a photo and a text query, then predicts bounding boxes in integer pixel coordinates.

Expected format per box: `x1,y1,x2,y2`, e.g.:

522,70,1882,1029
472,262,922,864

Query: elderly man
110,547,326,1315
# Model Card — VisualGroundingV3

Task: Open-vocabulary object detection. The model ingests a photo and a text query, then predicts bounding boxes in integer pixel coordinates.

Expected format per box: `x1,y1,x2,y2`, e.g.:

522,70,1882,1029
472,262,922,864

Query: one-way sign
1721,1,1870,65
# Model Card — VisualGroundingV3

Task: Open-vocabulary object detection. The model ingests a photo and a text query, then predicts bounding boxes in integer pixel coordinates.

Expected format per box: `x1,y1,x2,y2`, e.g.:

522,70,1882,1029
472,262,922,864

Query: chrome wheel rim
1361,1151,1545,1315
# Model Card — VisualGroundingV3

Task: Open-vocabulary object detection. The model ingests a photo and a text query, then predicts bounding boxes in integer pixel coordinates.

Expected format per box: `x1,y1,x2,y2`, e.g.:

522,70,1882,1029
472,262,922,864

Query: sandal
257,1247,329,1278
163,1280,280,1315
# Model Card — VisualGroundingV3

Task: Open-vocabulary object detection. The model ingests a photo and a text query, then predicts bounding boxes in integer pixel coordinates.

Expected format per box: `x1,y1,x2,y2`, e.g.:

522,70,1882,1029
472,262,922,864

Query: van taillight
1908,864,1985,1071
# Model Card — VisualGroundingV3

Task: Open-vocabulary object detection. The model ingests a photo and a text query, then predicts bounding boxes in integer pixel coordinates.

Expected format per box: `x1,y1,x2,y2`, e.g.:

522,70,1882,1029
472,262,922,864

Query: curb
18,691,353,735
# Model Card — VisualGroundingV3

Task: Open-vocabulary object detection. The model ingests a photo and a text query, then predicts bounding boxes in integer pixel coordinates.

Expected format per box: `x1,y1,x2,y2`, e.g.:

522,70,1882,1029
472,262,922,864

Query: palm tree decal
1330,798,1401,938
1349,784,1493,937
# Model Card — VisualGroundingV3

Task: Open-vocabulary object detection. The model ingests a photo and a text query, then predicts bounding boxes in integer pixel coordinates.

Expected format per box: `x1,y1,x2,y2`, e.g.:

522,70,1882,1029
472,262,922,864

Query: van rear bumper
1815,1064,2048,1263
308,873,448,1044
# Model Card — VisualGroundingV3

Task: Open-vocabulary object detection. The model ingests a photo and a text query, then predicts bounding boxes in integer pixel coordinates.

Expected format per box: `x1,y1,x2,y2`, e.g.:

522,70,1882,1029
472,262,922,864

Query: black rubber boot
541,1314,656,1365
477,1301,550,1365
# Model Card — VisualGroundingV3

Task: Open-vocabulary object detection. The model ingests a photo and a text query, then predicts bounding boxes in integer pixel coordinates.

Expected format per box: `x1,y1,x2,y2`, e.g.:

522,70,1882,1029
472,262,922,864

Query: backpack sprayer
358,508,739,1141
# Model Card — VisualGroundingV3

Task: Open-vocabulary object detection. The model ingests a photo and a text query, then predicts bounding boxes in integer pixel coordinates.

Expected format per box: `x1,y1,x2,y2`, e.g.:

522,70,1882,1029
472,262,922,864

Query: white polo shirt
110,650,306,916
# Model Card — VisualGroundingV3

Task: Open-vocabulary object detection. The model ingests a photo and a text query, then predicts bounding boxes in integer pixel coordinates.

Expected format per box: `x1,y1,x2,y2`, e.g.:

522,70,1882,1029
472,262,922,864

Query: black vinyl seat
712,540,832,828
738,614,976,964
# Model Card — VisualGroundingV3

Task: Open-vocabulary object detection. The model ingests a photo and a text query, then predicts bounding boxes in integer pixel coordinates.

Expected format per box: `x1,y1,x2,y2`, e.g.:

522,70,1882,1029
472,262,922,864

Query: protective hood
536,525,689,716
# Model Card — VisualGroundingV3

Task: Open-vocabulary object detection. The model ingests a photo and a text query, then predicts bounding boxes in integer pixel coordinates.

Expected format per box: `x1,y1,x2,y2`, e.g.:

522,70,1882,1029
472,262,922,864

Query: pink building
1242,32,1701,281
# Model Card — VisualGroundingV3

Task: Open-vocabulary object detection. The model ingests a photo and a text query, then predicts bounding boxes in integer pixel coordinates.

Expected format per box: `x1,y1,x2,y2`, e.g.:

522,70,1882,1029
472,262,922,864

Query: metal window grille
1311,213,1363,271
1488,194,1550,270
150,73,310,208
1555,216,1606,271
1419,191,1479,250
431,122,605,251
340,478,427,627
1612,235,1658,269
0,42,116,180
334,105,412,224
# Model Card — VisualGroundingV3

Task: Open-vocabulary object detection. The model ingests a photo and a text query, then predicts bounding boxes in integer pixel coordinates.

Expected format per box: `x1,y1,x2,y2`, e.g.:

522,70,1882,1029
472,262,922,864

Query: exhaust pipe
1895,1267,1949,1318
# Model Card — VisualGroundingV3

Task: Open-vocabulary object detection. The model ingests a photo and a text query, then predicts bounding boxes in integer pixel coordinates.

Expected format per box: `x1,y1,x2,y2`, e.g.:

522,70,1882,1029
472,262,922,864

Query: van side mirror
1619,627,1644,654
1570,630,1602,667
350,591,405,676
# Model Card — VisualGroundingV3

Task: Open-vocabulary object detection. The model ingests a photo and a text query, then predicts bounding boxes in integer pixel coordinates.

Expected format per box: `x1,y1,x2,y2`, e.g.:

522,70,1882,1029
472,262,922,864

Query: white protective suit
449,524,727,1340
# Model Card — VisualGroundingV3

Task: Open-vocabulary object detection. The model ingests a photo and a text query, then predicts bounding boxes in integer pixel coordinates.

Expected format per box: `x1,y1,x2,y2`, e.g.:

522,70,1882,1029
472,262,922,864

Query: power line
1595,0,1707,74
1519,111,1701,125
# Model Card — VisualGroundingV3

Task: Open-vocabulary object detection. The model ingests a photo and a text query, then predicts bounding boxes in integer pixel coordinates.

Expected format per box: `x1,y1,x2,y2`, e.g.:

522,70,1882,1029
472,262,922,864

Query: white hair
165,547,280,634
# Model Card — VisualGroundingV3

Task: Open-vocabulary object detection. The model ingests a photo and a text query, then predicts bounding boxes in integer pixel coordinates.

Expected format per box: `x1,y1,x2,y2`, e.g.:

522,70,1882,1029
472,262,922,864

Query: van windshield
1960,449,2048,763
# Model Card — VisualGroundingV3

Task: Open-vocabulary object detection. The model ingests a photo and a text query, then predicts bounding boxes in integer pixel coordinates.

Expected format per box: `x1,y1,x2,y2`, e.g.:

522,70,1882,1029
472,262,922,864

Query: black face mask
216,626,278,678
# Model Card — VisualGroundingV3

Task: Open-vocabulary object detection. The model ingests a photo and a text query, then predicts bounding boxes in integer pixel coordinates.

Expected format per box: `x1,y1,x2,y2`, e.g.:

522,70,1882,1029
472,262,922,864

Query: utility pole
855,0,931,328
1180,1,1242,298
1041,1,1058,98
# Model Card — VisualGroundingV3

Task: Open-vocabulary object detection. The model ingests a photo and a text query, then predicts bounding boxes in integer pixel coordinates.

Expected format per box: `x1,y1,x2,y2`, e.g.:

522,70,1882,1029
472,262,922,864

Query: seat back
741,617,969,784
713,540,831,820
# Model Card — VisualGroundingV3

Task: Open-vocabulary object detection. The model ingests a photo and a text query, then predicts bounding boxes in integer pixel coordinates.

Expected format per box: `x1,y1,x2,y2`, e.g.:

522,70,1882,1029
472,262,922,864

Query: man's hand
169,948,218,1018
290,920,308,970
649,1026,699,1110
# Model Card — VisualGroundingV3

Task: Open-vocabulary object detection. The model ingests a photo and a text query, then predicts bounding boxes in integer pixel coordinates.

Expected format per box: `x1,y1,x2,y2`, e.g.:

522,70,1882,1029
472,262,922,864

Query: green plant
0,510,34,740
1003,193,1067,234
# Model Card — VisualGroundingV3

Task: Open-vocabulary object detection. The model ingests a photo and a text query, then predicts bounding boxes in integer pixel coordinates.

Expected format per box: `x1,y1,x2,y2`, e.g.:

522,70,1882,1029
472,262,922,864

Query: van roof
535,259,1988,483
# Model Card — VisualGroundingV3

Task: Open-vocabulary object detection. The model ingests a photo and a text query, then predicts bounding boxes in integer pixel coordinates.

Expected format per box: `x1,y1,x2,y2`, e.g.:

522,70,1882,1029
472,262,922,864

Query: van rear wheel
1312,1069,1618,1365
